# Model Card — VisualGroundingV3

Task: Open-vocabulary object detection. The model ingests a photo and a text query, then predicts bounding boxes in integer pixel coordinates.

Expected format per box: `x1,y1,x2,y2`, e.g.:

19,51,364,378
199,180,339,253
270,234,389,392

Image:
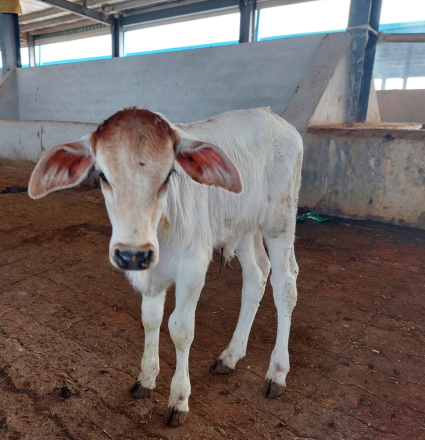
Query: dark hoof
209,359,234,375
263,380,285,399
130,381,151,399
165,407,188,427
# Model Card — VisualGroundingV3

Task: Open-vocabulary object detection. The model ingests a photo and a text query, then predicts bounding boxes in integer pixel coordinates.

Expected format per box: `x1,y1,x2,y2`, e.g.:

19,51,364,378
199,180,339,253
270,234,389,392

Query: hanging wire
206,247,224,282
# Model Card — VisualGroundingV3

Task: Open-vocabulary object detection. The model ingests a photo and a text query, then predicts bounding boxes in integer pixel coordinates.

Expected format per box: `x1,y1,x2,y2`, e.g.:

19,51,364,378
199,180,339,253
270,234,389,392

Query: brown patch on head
91,107,177,155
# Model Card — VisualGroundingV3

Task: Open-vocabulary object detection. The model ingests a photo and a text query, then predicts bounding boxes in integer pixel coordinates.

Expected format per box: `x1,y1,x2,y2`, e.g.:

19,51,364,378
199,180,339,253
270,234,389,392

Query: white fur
123,108,303,419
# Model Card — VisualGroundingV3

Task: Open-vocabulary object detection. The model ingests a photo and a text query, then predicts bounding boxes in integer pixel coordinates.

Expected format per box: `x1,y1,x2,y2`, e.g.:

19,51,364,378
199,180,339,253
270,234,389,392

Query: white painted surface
377,89,425,123
282,33,351,129
12,34,329,124
0,120,97,161
1,31,423,228
309,50,380,126
0,70,19,120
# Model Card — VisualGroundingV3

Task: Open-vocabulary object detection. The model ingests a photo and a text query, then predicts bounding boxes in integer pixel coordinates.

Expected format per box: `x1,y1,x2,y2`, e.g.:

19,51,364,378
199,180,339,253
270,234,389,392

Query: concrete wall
308,53,380,126
0,120,97,161
13,34,327,124
300,131,425,228
377,89,425,123
1,31,424,228
0,69,19,120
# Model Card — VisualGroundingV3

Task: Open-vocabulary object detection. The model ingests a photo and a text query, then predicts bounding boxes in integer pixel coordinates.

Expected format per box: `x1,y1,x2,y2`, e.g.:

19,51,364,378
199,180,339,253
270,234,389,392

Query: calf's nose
114,249,154,270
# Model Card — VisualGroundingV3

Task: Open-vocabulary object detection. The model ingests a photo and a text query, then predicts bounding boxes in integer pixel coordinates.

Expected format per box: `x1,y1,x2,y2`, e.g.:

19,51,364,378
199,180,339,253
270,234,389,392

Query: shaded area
0,186,27,194
0,158,424,439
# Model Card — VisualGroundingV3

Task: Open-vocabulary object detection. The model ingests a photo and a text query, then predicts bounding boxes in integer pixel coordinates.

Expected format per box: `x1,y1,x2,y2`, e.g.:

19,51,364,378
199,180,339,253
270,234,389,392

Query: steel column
239,0,256,43
28,33,36,67
111,16,123,57
402,43,413,89
0,13,21,77
346,0,383,124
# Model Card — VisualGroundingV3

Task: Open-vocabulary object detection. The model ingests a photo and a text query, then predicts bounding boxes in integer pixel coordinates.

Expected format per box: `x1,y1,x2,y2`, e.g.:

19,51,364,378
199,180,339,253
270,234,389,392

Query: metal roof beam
30,19,104,36
379,32,425,43
121,0,239,27
19,8,66,24
21,14,83,33
19,0,126,24
104,0,170,15
35,0,110,25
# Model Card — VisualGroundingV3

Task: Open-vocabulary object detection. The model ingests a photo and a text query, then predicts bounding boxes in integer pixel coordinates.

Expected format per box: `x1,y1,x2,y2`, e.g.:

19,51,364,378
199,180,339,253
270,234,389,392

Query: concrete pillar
0,13,22,76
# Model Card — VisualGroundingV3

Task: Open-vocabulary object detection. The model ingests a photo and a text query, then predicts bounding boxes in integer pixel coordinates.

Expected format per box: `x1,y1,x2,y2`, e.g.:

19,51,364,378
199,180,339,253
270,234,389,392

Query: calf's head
28,108,242,271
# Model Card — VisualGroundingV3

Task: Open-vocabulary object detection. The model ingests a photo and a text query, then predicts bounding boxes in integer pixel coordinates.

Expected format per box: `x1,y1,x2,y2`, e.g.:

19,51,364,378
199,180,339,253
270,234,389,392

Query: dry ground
0,158,424,440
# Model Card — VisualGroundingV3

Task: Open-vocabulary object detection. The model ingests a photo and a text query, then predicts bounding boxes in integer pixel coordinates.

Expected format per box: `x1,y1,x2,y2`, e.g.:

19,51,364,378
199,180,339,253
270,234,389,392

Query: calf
28,107,303,427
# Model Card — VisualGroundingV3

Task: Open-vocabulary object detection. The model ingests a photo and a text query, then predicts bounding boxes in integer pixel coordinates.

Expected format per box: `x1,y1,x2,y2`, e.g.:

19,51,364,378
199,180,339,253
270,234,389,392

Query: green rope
296,212,328,223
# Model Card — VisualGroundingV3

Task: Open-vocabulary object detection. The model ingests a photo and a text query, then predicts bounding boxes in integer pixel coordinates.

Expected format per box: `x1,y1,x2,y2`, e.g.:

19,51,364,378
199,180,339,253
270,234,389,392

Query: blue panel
379,20,425,33
125,40,238,57
39,55,112,66
258,29,344,42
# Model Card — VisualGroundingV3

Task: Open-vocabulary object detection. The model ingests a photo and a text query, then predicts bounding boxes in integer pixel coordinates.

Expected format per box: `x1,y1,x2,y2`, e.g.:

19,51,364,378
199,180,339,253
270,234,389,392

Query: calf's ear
28,140,93,199
175,137,243,194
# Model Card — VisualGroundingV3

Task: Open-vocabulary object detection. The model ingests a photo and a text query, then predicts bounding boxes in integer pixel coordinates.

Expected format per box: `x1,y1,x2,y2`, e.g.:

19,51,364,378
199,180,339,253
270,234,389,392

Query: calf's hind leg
262,233,298,398
210,230,270,373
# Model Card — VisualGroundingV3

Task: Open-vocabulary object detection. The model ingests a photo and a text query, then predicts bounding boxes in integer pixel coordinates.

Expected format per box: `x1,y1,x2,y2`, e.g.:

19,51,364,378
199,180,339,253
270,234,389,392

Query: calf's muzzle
114,248,154,270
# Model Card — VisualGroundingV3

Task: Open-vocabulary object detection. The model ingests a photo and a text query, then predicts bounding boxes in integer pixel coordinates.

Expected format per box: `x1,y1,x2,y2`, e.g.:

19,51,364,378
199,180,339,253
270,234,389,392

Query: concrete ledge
308,123,425,141
300,130,425,229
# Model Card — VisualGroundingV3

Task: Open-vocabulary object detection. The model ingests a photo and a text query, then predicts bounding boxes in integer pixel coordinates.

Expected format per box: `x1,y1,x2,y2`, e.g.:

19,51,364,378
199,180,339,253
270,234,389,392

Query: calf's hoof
165,407,188,427
130,381,151,399
209,359,234,375
263,379,285,399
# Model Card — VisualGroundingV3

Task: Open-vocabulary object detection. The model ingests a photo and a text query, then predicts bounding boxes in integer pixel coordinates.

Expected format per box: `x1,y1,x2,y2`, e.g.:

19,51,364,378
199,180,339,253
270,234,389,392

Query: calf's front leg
131,290,166,398
166,261,208,427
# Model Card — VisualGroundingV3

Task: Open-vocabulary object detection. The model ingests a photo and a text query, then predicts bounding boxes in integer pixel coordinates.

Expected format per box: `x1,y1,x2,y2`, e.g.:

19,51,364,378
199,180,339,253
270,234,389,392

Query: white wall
300,132,425,229
13,34,330,124
0,69,19,119
377,89,425,123
2,31,423,228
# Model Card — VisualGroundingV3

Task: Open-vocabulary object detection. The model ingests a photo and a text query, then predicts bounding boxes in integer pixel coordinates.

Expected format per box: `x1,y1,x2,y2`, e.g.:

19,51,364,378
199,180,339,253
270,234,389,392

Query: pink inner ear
45,149,91,180
178,148,227,183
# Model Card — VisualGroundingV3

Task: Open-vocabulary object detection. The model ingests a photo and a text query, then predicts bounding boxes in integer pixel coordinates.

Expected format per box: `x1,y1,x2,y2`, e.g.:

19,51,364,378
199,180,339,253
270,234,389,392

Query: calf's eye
99,172,108,184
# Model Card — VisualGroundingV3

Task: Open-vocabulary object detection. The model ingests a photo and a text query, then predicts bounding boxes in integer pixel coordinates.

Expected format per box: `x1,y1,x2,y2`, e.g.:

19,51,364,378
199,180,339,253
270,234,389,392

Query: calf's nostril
113,248,154,270
114,249,129,269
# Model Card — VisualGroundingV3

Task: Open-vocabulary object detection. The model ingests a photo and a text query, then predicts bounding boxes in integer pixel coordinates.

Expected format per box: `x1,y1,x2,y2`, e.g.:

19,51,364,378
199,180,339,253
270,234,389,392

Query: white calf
28,107,303,427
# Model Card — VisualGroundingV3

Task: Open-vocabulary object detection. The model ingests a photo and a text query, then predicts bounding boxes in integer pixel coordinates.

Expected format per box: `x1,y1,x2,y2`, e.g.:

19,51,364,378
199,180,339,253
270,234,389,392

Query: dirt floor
0,158,424,440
